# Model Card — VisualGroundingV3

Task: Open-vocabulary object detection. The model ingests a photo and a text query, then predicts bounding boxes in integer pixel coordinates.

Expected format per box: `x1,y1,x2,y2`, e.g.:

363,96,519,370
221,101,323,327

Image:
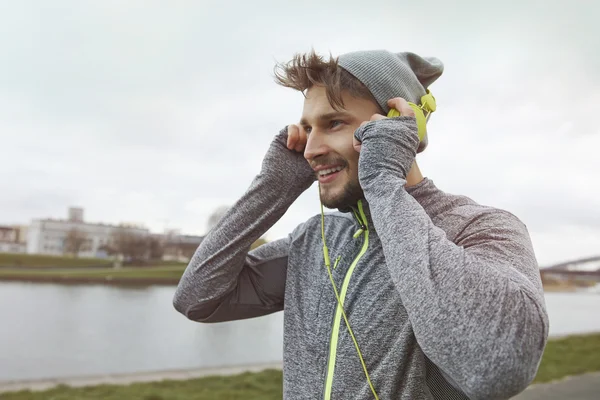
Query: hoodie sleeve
173,127,315,323
354,118,549,400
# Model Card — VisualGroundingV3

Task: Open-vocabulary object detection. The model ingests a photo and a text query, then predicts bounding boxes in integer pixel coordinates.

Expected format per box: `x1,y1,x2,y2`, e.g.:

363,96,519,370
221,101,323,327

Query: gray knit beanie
338,50,444,153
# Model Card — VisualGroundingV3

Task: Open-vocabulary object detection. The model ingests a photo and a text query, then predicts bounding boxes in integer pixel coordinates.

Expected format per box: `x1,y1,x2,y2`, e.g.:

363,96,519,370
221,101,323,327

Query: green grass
0,253,187,283
1,333,599,399
0,369,283,400
0,253,111,268
534,332,600,383
0,265,186,283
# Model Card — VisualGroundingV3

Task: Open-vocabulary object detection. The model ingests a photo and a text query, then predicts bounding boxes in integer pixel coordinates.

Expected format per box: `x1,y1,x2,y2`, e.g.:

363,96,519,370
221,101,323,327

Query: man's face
300,85,381,209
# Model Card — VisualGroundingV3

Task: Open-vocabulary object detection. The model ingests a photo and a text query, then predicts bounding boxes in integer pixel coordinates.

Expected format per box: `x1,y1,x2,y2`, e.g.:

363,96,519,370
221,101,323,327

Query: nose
303,130,329,162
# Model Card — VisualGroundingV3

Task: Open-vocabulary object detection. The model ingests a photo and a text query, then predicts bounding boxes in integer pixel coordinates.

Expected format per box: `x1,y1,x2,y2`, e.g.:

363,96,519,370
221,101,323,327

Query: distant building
0,225,27,254
26,207,150,258
68,207,84,223
0,226,18,243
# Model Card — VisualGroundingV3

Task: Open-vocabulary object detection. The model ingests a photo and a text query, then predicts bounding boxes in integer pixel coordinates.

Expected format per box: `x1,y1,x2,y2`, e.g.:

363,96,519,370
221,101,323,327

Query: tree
103,227,150,264
149,236,164,261
64,228,87,257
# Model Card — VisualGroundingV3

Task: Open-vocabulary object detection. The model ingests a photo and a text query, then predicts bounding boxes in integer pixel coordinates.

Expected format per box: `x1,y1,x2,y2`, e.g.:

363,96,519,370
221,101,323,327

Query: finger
295,128,307,152
387,98,414,117
287,124,298,150
369,113,387,121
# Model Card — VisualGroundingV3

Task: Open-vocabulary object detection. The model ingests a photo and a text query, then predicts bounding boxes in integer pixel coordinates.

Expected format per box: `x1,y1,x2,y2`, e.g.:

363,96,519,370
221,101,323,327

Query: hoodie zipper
322,200,370,400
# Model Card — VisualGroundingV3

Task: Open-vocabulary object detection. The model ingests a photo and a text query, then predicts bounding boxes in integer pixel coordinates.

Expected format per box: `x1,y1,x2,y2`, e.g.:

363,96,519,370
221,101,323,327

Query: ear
353,135,362,153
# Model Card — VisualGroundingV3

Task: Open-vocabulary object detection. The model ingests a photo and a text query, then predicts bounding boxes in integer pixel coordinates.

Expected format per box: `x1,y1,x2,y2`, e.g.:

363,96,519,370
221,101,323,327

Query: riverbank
2,253,597,291
0,253,186,285
0,265,185,285
2,266,597,293
1,333,599,399
0,253,112,268
0,362,283,395
0,273,180,286
541,275,598,292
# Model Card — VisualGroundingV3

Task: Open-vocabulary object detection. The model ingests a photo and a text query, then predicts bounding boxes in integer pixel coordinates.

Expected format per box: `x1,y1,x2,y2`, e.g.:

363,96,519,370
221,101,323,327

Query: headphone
386,89,436,142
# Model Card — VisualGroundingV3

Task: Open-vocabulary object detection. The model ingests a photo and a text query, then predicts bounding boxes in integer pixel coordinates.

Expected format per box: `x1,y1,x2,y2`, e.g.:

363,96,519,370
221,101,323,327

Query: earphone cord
319,184,379,400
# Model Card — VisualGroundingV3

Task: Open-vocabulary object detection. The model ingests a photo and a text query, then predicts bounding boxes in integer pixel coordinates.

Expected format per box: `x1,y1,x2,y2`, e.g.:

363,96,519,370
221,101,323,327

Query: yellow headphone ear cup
387,90,437,143
420,91,437,113
387,106,426,142
387,108,401,118
407,103,427,142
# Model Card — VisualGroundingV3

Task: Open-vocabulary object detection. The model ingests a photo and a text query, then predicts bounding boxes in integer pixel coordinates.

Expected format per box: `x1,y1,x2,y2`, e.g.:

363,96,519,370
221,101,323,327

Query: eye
330,120,343,129
303,126,312,134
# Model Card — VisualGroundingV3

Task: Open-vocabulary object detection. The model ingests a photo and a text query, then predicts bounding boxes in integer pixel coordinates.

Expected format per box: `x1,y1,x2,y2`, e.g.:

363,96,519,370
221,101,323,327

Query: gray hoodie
173,117,549,399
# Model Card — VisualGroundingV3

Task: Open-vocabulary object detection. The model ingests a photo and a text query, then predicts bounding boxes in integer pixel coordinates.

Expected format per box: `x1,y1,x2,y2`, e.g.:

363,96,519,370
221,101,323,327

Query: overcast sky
1,0,598,266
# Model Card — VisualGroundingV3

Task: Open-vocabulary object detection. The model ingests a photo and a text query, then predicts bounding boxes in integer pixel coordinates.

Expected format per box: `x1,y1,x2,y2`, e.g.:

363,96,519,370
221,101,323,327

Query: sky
1,0,598,267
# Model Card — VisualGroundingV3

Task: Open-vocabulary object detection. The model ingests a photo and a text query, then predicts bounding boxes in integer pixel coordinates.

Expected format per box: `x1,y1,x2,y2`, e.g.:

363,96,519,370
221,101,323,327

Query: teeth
318,166,344,177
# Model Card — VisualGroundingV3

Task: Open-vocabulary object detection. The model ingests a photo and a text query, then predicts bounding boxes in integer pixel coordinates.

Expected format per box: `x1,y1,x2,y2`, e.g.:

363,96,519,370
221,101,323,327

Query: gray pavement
512,372,600,400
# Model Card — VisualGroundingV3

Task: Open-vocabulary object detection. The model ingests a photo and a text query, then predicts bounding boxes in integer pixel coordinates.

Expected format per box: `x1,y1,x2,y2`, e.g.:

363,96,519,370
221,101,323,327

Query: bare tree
103,227,150,264
149,236,165,261
64,228,87,257
178,241,200,260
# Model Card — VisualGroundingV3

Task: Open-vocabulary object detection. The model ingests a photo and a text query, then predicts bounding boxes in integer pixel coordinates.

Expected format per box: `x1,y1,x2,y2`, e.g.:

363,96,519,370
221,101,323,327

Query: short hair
273,49,383,114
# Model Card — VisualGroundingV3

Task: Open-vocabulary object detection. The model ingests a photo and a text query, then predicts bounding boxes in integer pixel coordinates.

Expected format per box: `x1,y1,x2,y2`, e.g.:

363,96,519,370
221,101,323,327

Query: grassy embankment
0,253,185,285
541,274,597,292
1,333,599,400
3,253,598,291
0,253,113,268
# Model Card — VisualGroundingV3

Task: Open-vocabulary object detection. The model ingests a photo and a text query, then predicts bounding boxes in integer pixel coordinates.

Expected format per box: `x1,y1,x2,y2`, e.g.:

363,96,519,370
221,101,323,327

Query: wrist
359,169,407,190
261,131,315,190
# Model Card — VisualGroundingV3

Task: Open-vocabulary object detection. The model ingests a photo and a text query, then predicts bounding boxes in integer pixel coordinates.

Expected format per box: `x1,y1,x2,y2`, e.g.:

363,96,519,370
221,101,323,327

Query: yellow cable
324,255,379,400
319,184,379,399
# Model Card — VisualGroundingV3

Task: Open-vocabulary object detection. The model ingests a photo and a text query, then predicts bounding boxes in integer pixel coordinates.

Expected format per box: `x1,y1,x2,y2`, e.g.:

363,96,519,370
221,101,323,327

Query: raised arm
173,126,315,323
354,112,548,400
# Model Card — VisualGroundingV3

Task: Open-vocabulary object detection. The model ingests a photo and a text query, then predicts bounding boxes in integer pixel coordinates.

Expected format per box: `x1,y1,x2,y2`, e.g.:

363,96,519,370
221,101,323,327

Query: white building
27,207,150,258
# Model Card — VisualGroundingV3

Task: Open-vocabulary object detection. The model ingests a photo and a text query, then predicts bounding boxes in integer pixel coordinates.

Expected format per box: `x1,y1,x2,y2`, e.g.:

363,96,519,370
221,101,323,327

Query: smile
317,166,345,184
318,165,344,177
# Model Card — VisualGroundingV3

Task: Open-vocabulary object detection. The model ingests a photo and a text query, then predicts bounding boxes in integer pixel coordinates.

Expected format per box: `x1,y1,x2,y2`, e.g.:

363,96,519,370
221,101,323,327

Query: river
0,282,598,382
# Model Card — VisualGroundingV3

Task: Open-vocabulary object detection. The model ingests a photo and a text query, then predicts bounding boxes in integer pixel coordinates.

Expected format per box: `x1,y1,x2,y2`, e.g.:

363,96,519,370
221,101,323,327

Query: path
512,372,600,400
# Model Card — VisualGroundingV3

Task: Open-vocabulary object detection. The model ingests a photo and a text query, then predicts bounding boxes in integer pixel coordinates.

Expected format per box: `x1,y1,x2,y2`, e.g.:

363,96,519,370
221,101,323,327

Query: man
173,49,549,399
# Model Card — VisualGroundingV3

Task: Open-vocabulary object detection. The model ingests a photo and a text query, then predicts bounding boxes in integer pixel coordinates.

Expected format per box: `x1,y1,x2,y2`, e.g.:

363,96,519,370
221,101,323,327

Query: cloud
1,0,598,266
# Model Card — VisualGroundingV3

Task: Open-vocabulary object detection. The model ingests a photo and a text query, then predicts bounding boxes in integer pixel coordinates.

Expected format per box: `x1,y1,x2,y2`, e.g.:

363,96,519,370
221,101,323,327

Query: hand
353,97,419,183
260,125,316,191
353,97,415,153
286,124,308,153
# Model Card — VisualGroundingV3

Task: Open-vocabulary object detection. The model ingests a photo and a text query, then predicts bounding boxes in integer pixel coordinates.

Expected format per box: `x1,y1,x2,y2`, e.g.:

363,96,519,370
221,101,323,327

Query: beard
320,174,364,210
